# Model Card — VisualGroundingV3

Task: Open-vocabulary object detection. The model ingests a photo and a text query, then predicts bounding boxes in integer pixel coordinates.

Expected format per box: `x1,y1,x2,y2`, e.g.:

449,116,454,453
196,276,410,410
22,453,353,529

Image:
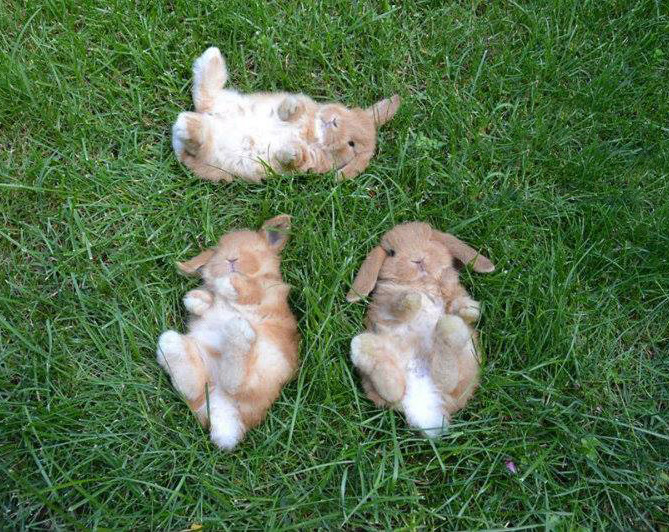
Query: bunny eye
387,248,395,257
348,141,355,147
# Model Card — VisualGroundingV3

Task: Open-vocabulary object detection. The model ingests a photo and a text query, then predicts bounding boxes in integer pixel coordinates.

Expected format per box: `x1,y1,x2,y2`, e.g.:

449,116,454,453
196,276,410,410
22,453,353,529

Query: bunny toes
183,289,213,315
351,333,405,403
392,292,422,320
157,331,207,403
173,112,205,157
278,96,303,121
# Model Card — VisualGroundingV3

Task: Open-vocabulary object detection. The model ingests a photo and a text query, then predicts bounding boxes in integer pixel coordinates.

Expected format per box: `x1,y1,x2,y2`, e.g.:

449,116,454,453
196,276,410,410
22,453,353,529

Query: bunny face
315,95,400,178
346,222,494,302
377,223,455,284
204,231,270,279
318,105,375,151
176,215,291,292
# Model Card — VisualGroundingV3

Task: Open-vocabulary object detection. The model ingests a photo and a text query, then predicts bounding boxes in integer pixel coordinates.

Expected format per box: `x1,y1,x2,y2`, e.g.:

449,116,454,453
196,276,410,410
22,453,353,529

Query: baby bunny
172,47,400,183
156,215,299,450
346,222,494,437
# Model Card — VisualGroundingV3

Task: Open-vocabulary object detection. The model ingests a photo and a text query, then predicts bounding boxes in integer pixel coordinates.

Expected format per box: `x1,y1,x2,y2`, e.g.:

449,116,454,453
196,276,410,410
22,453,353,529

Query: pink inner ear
369,95,400,126
266,229,283,246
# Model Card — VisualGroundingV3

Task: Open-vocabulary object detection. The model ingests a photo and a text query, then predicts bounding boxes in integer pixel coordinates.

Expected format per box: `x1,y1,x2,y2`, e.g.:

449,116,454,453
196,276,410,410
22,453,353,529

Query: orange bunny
347,222,494,436
157,215,298,450
173,47,400,183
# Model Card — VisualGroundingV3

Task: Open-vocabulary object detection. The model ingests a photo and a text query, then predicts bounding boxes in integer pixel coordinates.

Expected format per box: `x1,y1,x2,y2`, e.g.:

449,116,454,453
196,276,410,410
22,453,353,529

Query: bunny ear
346,246,387,302
261,214,291,252
367,94,400,127
431,230,495,273
177,248,215,276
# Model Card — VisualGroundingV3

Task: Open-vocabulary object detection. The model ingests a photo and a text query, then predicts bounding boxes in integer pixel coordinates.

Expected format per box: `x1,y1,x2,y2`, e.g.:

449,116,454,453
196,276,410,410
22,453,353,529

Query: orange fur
172,47,400,183
347,222,494,435
157,215,299,450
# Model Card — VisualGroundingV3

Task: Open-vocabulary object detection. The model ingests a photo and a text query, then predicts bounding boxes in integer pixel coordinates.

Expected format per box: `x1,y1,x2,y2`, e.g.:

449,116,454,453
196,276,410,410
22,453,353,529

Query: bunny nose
412,259,427,273
227,258,237,272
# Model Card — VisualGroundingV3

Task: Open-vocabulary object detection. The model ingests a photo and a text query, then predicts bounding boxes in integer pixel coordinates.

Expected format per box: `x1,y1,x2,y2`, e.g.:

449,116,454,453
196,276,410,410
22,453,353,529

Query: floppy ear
346,246,386,302
261,214,291,252
176,248,215,276
431,230,495,273
337,150,374,180
367,94,400,127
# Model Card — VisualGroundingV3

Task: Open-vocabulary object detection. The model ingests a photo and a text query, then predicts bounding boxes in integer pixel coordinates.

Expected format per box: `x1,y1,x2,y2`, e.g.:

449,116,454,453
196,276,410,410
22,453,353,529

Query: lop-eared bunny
172,47,400,183
346,222,494,436
156,215,299,450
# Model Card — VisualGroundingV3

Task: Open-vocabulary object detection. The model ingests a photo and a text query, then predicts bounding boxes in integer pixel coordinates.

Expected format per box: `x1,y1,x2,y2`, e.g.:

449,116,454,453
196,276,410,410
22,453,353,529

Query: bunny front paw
213,277,238,300
392,292,422,319
275,145,300,166
435,315,471,347
183,289,213,315
450,296,480,323
278,96,302,121
230,316,256,345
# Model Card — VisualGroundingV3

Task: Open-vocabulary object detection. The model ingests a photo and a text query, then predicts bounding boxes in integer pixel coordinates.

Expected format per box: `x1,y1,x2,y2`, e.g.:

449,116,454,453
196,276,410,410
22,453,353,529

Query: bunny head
346,222,494,302
176,215,291,293
316,95,400,179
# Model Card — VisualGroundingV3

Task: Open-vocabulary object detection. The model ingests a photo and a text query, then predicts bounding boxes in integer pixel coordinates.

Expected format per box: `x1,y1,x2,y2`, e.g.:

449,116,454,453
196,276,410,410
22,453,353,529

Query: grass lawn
2,0,668,528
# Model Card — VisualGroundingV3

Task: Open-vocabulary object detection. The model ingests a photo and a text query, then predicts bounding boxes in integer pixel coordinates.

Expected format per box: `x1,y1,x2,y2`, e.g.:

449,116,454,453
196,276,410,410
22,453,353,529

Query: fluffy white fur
172,47,400,182
402,371,447,438
156,216,299,451
347,222,495,437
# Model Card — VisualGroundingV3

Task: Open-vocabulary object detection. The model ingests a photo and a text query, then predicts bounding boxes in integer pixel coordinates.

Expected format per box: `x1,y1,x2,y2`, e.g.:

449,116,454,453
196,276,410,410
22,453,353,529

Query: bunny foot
172,112,204,157
157,331,207,401
278,96,303,121
435,315,471,347
392,292,422,320
351,333,405,403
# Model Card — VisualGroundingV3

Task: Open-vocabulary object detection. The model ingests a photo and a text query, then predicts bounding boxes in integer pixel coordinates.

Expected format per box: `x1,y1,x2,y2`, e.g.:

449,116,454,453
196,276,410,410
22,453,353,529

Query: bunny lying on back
156,215,298,450
172,47,400,183
346,222,494,436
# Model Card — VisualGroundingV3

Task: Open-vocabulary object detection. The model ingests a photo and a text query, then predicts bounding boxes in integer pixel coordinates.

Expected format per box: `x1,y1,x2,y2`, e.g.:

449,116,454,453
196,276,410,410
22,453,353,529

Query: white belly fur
207,90,302,164
383,293,449,436
189,299,285,388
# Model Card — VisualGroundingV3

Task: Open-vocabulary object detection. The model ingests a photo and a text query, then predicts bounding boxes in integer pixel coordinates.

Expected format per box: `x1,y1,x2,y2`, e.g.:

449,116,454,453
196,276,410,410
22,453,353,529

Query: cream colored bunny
172,47,400,183
346,222,494,436
156,215,299,450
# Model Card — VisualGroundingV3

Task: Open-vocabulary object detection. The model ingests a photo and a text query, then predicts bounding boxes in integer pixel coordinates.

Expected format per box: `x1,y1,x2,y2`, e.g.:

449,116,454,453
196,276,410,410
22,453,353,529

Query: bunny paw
172,112,203,157
350,333,378,371
231,316,256,344
275,146,299,166
220,316,256,350
399,292,422,314
183,290,212,315
278,96,301,121
435,315,471,347
214,277,238,300
452,297,480,323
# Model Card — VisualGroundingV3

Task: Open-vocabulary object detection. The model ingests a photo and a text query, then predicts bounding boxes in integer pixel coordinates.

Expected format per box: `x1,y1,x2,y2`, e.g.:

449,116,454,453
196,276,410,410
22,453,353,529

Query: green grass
1,0,668,528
